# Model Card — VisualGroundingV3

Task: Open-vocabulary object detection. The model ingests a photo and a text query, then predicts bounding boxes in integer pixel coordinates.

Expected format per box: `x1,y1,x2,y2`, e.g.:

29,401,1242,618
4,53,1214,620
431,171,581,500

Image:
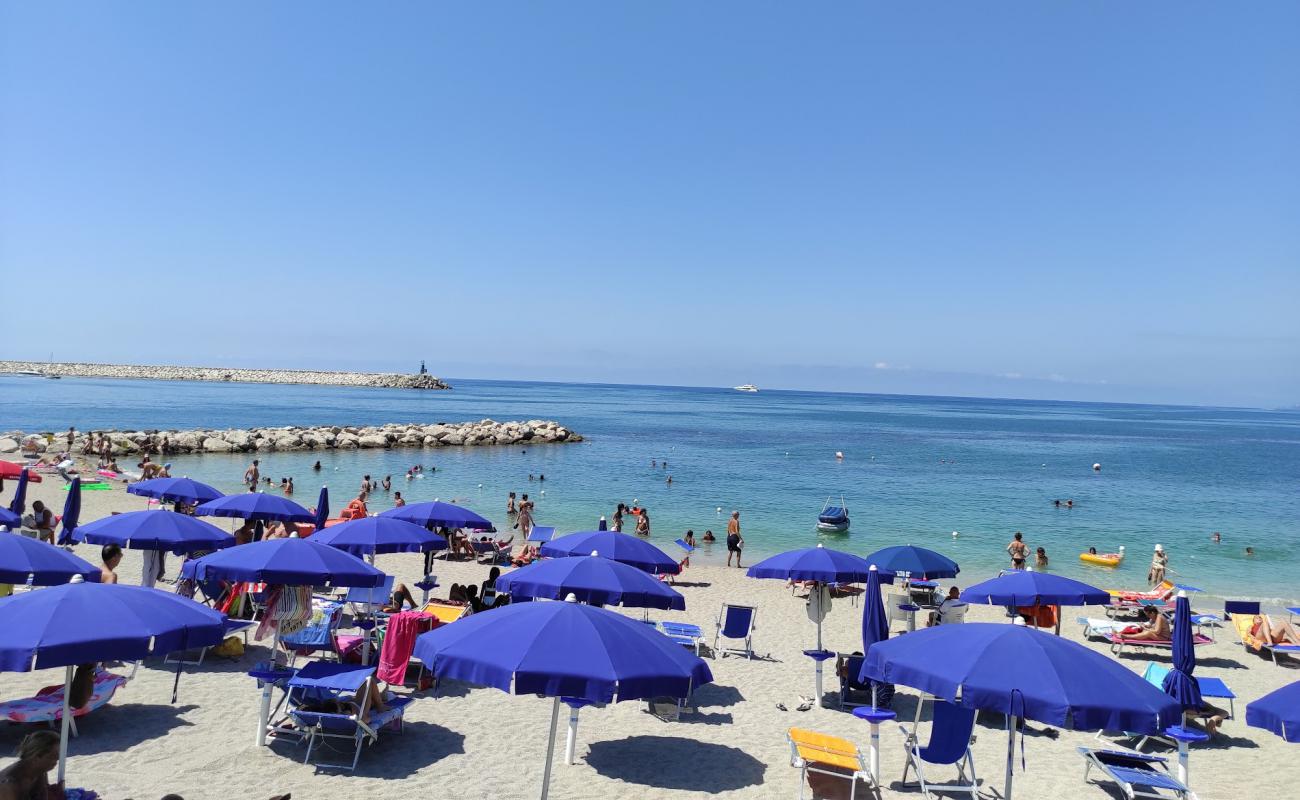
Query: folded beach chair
1232,613,1300,666
1078,747,1191,799
836,653,873,709
285,662,412,771
787,728,872,800
1106,632,1212,658
0,670,129,737
713,603,757,659
897,700,979,799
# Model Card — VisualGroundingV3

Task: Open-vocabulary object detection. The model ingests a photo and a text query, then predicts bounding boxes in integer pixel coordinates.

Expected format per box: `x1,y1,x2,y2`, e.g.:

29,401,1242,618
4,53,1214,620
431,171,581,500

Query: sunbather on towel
382,583,418,613
1123,607,1172,641
1250,615,1300,646
298,680,388,715
0,730,60,800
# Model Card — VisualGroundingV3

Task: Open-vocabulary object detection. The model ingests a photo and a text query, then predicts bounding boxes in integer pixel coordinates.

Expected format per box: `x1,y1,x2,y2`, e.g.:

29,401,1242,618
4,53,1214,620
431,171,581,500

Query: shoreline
0,360,450,390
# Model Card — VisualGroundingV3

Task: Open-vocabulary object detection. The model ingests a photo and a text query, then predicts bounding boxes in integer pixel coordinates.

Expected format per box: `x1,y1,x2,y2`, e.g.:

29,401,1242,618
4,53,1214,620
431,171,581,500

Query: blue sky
2,3,1296,407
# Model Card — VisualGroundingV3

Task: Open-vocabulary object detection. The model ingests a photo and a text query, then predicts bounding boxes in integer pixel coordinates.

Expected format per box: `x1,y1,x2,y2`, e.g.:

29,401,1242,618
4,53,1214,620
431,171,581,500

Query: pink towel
378,612,432,685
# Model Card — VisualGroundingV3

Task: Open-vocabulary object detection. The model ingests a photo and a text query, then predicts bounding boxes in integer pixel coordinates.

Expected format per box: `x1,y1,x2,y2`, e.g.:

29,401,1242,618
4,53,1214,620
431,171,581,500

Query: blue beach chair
713,603,757,659
897,701,979,799
285,662,411,771
1078,747,1191,799
281,600,363,664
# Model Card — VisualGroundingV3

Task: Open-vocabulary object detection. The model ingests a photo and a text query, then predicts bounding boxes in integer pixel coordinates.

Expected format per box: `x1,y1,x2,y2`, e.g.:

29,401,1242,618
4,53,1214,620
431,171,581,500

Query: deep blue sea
3,375,1298,604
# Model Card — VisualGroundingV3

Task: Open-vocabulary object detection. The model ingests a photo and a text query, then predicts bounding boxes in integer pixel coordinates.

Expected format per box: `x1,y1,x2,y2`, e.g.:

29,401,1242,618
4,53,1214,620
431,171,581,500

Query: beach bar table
852,705,896,784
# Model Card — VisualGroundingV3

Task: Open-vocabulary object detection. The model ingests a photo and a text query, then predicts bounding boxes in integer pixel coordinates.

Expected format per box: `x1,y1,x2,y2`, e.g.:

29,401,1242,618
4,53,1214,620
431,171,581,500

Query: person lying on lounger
382,583,419,613
297,679,388,715
1250,615,1300,646
1123,607,1172,641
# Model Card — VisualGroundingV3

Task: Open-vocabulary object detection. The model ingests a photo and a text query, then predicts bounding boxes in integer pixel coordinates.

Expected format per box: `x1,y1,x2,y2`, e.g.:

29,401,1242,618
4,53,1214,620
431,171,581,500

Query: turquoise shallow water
3,375,1298,603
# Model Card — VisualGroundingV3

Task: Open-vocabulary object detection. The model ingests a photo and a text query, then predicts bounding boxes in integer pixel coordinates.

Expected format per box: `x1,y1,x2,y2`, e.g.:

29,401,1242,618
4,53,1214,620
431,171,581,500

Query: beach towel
378,611,433,685
255,585,313,640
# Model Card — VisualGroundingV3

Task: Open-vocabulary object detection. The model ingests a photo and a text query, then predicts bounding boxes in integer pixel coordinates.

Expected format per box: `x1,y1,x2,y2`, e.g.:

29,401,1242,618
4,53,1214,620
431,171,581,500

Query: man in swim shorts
726,511,744,568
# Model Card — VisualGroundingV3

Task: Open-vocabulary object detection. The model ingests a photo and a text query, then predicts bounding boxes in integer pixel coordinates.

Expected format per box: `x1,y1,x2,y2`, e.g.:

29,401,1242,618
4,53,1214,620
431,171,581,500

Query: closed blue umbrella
7,468,29,520
313,486,329,531
195,492,314,523
0,508,18,530
310,516,446,556
862,622,1181,800
858,564,893,706
540,531,680,575
180,536,385,587
57,476,81,545
496,554,685,610
961,568,1110,608
380,500,494,531
413,596,711,799
1162,591,1203,711
0,532,100,584
71,510,235,555
1246,681,1300,743
127,477,224,505
863,545,958,580
0,577,226,783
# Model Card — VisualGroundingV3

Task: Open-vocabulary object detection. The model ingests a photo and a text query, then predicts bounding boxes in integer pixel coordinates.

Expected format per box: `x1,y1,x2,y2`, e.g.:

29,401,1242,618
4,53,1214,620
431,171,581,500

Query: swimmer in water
1066,499,1074,508
1245,547,1255,556
1053,499,1061,508
1088,546,1098,555
666,475,672,485
1211,532,1221,543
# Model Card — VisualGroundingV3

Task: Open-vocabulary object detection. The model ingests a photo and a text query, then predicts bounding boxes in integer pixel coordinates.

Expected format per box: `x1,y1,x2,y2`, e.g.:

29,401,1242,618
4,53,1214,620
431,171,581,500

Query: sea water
3,375,1297,604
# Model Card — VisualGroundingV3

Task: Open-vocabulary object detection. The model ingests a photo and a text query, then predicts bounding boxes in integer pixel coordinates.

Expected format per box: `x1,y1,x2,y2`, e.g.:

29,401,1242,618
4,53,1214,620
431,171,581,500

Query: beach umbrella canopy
862,622,1181,800
0,576,226,783
413,596,711,799
7,467,30,518
496,554,685,610
0,508,19,530
380,500,494,531
1161,592,1203,710
961,568,1110,607
57,476,81,545
310,516,447,556
858,564,894,707
127,476,224,505
180,536,386,587
0,461,42,482
747,543,878,584
1246,681,1300,743
313,486,329,531
540,531,680,575
71,510,235,555
862,545,958,580
0,532,100,585
195,492,314,523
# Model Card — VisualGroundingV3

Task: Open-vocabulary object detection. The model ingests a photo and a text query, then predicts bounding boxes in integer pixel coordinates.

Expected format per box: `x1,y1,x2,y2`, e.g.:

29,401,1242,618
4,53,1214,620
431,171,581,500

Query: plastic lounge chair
1078,747,1191,799
660,621,704,656
1106,632,1212,658
281,600,363,664
1141,662,1235,720
420,599,470,625
1223,600,1260,620
1232,614,1300,666
0,671,129,737
787,727,872,800
897,700,978,799
938,602,968,625
285,662,411,771
713,603,756,659
836,653,872,708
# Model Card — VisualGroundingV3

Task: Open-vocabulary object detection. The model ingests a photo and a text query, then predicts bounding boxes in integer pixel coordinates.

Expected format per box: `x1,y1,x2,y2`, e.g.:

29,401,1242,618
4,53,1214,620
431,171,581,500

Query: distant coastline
0,360,450,390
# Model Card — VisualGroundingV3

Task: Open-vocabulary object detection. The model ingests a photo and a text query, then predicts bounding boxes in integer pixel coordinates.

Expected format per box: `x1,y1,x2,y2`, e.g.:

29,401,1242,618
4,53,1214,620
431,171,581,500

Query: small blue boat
816,496,850,533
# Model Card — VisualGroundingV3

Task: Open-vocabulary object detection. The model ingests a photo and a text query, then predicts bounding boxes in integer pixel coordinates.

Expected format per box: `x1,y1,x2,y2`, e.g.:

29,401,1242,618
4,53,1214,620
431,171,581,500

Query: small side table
899,604,920,632
852,705,897,785
1164,725,1208,788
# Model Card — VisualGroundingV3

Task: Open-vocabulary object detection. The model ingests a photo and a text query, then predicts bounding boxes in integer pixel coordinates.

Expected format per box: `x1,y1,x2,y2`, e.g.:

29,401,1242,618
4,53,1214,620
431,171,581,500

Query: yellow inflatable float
1079,546,1124,567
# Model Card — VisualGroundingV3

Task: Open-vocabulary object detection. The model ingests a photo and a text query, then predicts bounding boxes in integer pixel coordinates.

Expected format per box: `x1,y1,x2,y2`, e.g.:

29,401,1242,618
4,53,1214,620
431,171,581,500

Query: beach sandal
776,702,787,711
795,701,813,712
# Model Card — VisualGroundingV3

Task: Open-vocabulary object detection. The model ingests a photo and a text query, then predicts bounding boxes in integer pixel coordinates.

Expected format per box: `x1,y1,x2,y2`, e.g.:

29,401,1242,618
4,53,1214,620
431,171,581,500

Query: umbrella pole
540,695,561,800
57,665,73,785
564,702,580,764
814,617,824,706
1005,715,1018,800
257,628,283,747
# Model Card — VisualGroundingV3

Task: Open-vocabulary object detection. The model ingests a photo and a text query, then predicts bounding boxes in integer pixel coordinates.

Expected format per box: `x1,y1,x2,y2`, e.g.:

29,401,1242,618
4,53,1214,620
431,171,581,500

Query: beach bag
1121,625,1142,635
212,636,244,659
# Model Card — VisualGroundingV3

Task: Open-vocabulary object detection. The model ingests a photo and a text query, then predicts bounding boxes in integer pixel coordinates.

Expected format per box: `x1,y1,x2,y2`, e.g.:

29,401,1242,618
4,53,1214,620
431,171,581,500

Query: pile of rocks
0,361,451,390
0,420,582,455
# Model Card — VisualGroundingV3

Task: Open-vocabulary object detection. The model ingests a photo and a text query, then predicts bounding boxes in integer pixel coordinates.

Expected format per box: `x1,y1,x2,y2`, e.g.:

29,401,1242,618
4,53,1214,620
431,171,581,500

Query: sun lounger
713,603,756,659
284,662,411,771
659,621,704,656
1231,614,1300,666
1078,747,1191,799
0,671,129,737
1141,662,1235,720
420,599,470,625
787,727,872,800
281,600,364,664
1223,600,1260,620
1106,632,1212,657
897,700,978,799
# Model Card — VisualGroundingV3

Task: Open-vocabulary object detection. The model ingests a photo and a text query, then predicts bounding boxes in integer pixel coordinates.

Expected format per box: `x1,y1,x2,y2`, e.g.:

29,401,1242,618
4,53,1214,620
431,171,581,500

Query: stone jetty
0,420,582,456
0,360,450,390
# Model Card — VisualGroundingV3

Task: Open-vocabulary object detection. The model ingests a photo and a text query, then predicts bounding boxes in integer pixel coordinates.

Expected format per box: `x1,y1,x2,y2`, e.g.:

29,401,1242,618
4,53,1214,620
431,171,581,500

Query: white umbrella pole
1175,738,1189,787
564,703,580,764
57,665,73,785
540,695,561,800
257,628,283,747
1005,715,1018,800
814,618,824,705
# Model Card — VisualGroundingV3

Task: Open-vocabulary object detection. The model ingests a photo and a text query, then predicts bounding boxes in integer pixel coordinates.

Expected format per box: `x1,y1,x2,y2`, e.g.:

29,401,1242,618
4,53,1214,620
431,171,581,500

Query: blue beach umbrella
180,536,386,588
310,516,446,557
962,568,1109,611
7,468,30,520
496,554,685,610
313,486,329,531
0,507,18,530
195,492,314,523
380,500,494,531
0,577,226,783
56,476,81,545
0,532,100,585
862,622,1181,800
413,596,712,799
540,531,680,575
1161,591,1203,711
1246,681,1300,743
127,476,224,505
858,564,893,707
71,510,235,555
863,545,958,580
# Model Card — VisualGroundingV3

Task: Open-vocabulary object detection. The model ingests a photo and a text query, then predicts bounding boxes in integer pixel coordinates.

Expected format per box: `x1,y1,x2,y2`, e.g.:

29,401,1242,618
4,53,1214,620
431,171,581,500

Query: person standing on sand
1007,531,1028,570
726,511,743,567
66,427,75,451
244,459,260,489
1148,544,1168,585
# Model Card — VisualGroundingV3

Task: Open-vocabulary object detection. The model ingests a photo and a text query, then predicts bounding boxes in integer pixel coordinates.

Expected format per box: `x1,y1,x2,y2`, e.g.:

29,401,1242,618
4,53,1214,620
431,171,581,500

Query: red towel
378,612,434,685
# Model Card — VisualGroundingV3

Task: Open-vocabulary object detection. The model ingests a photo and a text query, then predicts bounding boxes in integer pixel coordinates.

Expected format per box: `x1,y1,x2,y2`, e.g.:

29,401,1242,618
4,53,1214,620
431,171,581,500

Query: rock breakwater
0,361,450,390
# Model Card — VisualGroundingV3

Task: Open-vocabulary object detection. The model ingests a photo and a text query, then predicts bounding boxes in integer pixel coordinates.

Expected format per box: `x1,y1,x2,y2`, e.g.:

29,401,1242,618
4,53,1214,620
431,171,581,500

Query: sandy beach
2,476,1296,800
